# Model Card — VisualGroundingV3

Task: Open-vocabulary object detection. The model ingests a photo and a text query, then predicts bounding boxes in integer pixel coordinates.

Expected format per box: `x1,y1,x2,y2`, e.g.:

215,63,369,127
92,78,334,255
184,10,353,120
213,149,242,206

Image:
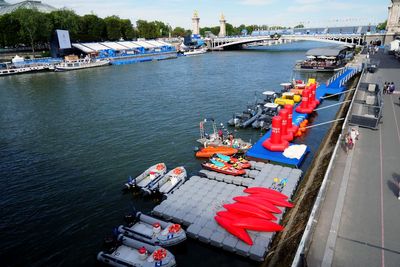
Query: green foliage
377,20,387,31
172,27,185,37
294,24,304,29
120,19,136,40
13,8,52,52
78,14,107,42
0,13,21,47
48,9,80,39
104,16,122,41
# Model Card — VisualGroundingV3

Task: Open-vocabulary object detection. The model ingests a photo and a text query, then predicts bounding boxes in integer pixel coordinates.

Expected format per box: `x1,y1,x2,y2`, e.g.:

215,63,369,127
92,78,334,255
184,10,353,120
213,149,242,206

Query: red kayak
244,187,289,199
223,203,277,221
250,194,294,208
233,196,282,214
232,217,284,232
214,216,253,245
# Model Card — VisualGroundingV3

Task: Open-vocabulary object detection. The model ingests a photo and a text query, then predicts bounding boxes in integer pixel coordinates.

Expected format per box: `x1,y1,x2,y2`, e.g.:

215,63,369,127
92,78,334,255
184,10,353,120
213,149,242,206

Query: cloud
240,0,275,6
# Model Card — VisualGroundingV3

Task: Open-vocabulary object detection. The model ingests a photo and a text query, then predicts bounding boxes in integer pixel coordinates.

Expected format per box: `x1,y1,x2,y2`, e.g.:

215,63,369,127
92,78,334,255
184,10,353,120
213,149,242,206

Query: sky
8,0,390,29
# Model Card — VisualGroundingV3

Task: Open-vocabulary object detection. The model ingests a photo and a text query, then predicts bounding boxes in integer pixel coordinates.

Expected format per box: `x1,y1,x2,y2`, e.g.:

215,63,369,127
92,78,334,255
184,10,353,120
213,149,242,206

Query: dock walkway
306,50,400,266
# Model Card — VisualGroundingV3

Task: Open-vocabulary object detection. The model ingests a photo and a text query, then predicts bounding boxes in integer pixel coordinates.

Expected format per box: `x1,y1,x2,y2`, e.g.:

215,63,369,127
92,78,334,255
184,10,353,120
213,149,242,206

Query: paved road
306,51,400,267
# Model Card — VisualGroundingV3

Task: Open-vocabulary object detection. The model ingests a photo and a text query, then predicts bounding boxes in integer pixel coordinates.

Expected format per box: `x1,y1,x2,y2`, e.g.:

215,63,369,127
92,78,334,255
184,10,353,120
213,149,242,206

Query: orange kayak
195,146,238,158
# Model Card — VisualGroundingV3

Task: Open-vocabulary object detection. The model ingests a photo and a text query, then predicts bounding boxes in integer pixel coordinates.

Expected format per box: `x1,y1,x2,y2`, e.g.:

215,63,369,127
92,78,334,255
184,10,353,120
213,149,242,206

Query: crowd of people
383,82,396,94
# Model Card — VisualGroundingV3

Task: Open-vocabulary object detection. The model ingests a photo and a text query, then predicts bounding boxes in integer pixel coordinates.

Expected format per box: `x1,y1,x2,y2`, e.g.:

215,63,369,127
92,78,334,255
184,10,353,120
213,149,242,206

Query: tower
387,0,400,33
192,10,200,35
219,13,226,37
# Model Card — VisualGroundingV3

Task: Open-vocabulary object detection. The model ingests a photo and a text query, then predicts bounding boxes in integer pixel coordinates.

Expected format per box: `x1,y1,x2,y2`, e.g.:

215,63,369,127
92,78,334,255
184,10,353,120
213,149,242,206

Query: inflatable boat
202,159,246,176
195,146,238,158
125,163,167,190
118,212,186,247
142,167,187,195
97,234,176,267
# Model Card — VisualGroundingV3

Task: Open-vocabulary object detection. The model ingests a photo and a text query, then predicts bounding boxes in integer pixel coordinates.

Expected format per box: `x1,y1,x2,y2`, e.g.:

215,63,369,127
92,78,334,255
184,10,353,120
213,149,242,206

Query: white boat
55,55,109,71
142,167,187,195
0,64,50,76
183,48,207,56
125,163,167,190
118,212,187,246
97,234,176,267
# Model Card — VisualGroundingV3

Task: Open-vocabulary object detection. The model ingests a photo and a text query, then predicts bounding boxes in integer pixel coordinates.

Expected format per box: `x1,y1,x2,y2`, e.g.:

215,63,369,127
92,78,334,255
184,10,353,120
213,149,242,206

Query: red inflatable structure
284,104,298,135
278,109,293,141
295,88,314,114
262,116,289,152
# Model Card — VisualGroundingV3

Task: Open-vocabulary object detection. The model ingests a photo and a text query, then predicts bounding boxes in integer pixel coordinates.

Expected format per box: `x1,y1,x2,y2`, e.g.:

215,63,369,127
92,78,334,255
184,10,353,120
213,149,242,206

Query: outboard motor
124,214,136,226
103,236,117,254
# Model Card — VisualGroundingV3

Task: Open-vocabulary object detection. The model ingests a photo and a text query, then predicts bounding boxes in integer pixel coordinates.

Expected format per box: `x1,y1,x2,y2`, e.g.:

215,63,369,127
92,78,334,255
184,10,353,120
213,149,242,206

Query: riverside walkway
306,51,400,266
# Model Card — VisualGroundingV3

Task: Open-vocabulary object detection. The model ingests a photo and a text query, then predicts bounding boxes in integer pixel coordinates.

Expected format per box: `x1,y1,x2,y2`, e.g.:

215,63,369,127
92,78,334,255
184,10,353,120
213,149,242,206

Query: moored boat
212,153,251,169
55,55,109,71
97,234,176,267
118,212,186,247
195,146,238,158
183,47,207,56
201,159,246,176
142,167,187,195
125,163,167,189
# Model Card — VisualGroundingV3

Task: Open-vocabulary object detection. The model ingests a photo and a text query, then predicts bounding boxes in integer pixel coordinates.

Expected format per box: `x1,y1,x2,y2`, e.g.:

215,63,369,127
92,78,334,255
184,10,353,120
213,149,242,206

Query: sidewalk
306,51,400,266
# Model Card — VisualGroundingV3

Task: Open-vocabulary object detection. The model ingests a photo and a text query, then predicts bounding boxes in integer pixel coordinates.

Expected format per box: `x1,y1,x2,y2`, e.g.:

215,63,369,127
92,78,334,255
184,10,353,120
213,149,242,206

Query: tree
78,14,106,42
48,9,80,40
172,27,185,37
104,16,122,41
294,24,304,29
13,8,52,52
0,13,21,47
377,20,387,31
136,20,158,39
120,19,135,40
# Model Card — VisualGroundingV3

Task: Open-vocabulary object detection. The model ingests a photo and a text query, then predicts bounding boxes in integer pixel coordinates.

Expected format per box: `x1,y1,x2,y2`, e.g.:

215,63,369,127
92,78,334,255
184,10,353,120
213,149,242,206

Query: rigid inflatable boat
142,167,187,195
125,163,167,190
212,154,251,169
97,234,176,267
118,212,186,247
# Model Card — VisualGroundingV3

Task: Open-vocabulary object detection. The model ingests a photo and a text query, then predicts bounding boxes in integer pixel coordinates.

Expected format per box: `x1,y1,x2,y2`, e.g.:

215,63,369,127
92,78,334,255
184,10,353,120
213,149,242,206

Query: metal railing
291,67,364,267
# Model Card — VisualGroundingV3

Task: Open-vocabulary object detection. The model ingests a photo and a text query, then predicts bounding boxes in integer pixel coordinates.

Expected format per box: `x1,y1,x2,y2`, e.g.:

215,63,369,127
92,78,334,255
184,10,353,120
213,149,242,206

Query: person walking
383,82,388,95
389,82,396,94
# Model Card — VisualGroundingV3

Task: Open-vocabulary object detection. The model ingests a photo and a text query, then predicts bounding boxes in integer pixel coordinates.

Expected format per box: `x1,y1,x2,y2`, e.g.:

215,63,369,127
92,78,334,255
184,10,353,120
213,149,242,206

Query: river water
0,41,338,267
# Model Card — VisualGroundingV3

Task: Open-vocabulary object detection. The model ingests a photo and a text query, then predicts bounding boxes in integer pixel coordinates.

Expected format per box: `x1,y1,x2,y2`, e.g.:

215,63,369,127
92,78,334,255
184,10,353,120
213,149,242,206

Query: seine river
0,41,336,266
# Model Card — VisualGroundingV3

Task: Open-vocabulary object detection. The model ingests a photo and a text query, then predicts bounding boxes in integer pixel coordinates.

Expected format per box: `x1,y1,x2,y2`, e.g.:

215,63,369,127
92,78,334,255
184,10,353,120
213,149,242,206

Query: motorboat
228,104,262,128
125,163,167,190
211,154,251,169
118,212,186,247
55,55,109,71
252,103,280,129
142,167,187,195
201,159,246,176
262,91,278,103
183,47,207,56
195,146,238,158
197,118,252,152
97,234,176,267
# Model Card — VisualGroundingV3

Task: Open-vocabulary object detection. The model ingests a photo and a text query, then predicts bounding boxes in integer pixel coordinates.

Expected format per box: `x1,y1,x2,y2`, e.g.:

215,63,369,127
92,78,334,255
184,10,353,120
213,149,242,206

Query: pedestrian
389,82,396,94
350,128,359,145
383,82,388,94
344,133,350,153
218,129,223,141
